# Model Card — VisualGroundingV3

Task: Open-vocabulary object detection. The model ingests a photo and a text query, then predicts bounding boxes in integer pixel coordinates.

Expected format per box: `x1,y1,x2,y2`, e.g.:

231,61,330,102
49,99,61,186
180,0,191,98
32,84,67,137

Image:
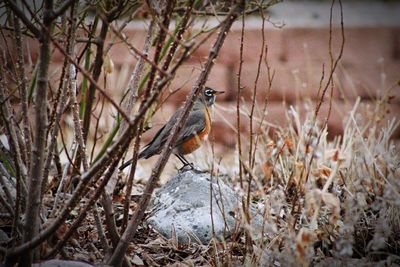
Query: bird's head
200,86,224,106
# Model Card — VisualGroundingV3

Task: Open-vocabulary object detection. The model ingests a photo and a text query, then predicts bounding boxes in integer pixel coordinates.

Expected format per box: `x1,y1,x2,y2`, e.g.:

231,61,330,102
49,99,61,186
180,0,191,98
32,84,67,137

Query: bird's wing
139,107,182,158
175,109,206,146
146,108,182,146
140,108,206,157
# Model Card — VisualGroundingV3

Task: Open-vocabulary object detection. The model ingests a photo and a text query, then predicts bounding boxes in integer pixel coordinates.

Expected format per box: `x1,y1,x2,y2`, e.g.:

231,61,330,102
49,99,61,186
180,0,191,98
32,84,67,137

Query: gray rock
148,168,266,244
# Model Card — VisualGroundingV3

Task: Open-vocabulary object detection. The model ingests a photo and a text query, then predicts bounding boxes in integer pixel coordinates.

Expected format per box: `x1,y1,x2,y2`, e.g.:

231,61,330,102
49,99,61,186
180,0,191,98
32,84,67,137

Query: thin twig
44,158,122,259
3,29,193,259
51,0,76,20
304,0,345,184
12,10,32,168
89,96,106,164
120,21,156,133
248,6,266,170
0,173,14,207
0,60,28,189
313,0,344,123
50,140,77,216
236,4,245,192
4,0,41,38
81,19,109,145
93,204,111,255
121,130,141,231
235,4,253,256
121,0,195,230
41,2,78,196
68,62,109,254
109,23,169,79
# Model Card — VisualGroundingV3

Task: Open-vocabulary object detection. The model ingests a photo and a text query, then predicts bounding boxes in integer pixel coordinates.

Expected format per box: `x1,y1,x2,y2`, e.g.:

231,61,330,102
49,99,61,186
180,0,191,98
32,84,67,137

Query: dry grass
2,2,398,264
45,47,400,263
62,93,399,266
202,94,400,266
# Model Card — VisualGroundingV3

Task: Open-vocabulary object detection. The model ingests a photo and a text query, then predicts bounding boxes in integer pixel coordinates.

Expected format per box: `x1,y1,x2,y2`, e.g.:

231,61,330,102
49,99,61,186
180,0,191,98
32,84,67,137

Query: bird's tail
119,147,151,171
118,159,132,171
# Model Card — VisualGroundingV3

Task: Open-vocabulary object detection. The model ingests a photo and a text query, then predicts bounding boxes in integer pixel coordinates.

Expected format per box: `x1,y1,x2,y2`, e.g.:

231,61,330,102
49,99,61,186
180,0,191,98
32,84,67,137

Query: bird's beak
215,90,225,95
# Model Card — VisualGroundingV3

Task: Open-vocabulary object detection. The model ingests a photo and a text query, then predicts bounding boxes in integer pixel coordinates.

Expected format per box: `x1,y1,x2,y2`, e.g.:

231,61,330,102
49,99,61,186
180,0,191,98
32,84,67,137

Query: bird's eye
205,89,213,97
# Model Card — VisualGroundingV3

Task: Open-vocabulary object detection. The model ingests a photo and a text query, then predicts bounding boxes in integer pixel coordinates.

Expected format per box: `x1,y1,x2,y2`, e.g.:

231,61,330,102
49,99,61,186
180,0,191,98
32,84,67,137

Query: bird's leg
175,153,190,165
175,154,194,170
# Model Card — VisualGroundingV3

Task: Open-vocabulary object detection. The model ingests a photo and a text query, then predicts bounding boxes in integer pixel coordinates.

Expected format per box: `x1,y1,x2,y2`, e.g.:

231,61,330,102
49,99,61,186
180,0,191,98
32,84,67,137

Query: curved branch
51,0,76,20
107,1,244,265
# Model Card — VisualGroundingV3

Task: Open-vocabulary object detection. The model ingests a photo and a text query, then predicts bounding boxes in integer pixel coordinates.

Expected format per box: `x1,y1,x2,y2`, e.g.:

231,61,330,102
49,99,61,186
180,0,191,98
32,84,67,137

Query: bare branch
4,0,41,38
3,32,192,260
313,0,345,121
0,53,28,245
51,0,76,20
11,11,32,168
42,1,78,195
81,19,109,145
120,20,156,133
109,23,169,79
236,3,245,192
107,2,244,265
49,34,132,123
19,0,53,264
143,0,176,100
44,158,121,259
120,1,195,225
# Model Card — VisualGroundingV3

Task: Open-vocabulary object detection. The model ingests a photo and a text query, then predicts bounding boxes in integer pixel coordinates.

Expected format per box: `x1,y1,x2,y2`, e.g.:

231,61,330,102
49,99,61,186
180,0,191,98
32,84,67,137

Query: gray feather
139,105,206,158
175,110,206,146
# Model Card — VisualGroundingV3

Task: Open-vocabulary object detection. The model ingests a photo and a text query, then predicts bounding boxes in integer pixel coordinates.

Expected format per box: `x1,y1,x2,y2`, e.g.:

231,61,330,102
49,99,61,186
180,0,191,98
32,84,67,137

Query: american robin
119,87,224,170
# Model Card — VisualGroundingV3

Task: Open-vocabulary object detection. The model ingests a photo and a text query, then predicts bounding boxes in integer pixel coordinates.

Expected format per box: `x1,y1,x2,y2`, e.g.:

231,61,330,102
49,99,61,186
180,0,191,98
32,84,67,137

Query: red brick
335,60,400,101
164,63,230,105
211,100,400,148
108,28,148,65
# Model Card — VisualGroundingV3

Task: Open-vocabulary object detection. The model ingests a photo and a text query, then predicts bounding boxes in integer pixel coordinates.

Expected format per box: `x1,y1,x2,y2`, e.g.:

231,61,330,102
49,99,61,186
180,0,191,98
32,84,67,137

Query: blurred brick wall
19,19,400,152
103,24,400,150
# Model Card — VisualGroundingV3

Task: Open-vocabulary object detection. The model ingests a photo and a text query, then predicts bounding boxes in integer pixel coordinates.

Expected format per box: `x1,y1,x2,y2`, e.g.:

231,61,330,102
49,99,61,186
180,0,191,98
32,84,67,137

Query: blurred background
7,0,400,175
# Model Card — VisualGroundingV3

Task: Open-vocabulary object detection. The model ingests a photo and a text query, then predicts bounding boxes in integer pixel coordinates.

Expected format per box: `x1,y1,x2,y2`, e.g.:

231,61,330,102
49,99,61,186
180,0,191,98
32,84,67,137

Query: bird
119,87,224,170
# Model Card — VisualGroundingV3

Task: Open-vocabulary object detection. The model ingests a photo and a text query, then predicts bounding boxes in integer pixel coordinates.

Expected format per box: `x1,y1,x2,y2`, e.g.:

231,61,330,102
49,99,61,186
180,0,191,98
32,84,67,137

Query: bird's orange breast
178,107,211,155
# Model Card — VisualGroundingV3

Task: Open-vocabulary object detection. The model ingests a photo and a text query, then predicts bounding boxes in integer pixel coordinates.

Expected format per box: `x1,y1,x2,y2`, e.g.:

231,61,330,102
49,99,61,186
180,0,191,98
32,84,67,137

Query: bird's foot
195,169,209,173
178,163,210,174
179,162,196,172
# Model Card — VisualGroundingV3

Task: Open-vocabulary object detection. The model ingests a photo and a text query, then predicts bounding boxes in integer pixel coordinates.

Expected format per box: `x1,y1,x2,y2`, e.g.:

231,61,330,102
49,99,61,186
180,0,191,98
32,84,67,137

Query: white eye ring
205,89,213,96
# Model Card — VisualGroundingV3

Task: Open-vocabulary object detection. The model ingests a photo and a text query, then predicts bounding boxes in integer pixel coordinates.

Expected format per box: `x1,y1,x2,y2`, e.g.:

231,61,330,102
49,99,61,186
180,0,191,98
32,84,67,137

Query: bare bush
0,0,398,266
